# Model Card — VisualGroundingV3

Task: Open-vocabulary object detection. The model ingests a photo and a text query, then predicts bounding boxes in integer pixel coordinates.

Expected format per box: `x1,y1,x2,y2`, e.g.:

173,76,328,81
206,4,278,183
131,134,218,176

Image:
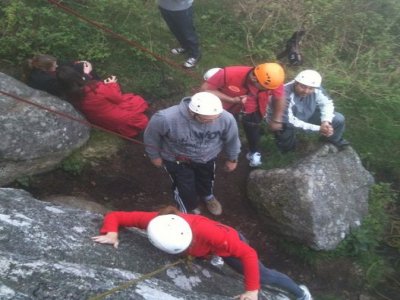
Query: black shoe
333,139,350,150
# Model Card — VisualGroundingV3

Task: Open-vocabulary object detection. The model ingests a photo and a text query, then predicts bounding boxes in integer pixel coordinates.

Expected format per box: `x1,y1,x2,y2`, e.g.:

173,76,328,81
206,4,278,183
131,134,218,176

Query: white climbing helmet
203,67,222,80
189,92,223,115
294,70,322,88
147,214,192,254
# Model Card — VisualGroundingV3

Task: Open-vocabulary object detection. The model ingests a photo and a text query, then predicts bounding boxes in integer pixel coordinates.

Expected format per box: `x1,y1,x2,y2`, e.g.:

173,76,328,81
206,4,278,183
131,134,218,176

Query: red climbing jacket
79,82,149,137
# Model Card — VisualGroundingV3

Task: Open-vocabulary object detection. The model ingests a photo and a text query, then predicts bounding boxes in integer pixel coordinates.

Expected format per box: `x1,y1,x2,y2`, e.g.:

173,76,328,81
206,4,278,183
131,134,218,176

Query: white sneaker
246,152,262,167
171,47,186,55
183,57,198,68
298,285,313,300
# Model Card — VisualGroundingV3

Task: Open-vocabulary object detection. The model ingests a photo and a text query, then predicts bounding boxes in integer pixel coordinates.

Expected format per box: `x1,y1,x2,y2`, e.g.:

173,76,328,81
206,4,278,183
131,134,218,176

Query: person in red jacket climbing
56,65,149,138
92,206,313,300
200,63,286,167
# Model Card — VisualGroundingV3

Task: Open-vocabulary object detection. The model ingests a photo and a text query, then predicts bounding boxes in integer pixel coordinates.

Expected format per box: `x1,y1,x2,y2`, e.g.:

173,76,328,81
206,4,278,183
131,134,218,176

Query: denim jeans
159,6,200,59
275,110,345,152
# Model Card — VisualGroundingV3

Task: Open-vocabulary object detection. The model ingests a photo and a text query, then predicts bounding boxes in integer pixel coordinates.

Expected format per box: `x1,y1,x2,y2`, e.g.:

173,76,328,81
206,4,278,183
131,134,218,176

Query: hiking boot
205,197,222,215
246,152,262,167
183,57,199,68
171,47,186,55
297,285,313,300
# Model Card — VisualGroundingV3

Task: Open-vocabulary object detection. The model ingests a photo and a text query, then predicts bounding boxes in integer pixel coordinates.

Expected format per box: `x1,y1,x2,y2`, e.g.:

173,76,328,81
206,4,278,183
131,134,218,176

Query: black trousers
241,112,263,153
163,159,215,212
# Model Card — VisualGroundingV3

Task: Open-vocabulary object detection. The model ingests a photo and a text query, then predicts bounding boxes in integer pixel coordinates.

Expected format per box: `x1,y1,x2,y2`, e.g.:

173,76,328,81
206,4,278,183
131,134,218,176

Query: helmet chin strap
188,109,197,119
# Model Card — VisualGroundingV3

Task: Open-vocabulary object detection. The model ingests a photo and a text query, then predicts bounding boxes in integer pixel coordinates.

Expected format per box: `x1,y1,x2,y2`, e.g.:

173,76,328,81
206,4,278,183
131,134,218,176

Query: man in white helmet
144,92,241,215
274,69,349,152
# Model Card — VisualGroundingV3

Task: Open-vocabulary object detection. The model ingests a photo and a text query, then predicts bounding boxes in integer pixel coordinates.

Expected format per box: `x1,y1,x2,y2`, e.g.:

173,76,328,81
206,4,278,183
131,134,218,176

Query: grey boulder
247,145,374,250
0,72,90,186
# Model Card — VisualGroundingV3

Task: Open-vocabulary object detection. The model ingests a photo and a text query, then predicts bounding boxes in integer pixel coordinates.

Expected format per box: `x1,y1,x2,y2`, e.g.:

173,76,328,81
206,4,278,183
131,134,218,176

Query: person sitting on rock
92,205,313,300
24,54,99,97
56,65,149,138
273,69,349,152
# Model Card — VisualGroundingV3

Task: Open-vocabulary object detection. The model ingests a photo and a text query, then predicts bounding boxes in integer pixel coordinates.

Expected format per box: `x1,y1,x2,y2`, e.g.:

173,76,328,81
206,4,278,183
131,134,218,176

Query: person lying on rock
92,205,313,300
56,65,149,138
24,54,99,97
272,69,349,152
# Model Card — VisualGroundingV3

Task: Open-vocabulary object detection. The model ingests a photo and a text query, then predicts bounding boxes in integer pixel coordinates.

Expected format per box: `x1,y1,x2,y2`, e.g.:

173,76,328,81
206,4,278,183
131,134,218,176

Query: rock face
0,72,90,186
0,188,287,300
247,145,375,250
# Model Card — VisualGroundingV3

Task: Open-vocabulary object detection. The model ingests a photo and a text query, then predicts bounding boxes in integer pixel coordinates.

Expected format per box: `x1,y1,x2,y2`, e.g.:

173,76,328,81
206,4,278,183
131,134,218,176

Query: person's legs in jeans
163,161,199,212
159,8,186,48
178,6,200,59
159,6,200,59
327,112,345,144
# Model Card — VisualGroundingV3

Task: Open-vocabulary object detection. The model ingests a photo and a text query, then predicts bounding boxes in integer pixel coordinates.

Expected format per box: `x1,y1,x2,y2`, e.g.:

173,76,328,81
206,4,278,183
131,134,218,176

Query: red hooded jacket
79,82,149,137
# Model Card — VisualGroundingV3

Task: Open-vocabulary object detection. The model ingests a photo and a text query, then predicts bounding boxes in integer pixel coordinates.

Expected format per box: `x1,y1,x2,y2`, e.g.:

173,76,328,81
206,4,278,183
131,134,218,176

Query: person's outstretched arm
91,211,157,247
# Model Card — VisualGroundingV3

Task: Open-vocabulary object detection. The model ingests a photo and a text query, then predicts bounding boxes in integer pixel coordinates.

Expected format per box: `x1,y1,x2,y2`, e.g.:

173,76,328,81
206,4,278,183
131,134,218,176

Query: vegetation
1,0,399,298
61,130,124,175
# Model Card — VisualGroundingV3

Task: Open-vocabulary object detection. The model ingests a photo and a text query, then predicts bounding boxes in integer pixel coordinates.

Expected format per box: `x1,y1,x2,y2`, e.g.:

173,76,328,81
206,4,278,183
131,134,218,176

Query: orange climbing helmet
253,63,285,89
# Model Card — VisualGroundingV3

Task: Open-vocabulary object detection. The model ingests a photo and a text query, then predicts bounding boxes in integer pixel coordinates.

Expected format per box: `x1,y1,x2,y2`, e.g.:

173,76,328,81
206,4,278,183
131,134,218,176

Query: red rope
47,0,202,81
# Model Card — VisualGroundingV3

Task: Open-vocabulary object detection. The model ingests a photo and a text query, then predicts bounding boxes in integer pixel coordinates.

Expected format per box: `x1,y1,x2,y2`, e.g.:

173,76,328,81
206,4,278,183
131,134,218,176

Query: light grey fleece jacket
284,80,335,131
144,98,241,163
158,0,193,11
